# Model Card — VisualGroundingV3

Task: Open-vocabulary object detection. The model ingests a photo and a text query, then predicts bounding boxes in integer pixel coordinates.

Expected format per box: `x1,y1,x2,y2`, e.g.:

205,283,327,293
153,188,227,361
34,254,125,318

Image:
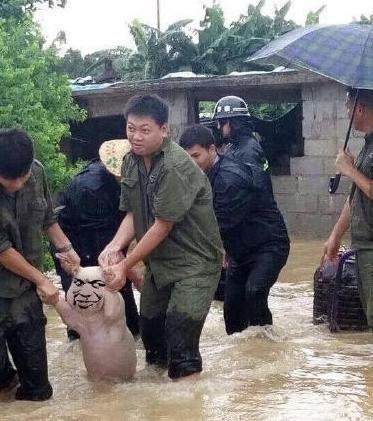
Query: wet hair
0,128,34,179
347,88,373,109
179,124,215,150
124,94,169,126
227,116,255,141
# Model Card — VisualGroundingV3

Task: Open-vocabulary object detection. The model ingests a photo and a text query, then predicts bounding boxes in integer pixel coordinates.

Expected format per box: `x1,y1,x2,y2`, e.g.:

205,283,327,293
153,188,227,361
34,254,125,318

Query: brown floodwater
1,240,373,420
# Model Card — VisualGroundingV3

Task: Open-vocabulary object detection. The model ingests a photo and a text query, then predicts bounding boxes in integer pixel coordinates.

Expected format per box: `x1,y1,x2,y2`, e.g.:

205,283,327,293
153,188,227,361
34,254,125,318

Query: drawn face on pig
67,267,105,313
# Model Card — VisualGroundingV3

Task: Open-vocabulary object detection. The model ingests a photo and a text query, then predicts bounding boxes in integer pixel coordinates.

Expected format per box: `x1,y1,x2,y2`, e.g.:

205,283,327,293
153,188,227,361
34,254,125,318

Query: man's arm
0,247,59,304
45,222,72,250
336,149,373,199
45,223,80,275
98,212,136,267
125,218,173,270
344,167,373,200
103,218,173,291
322,199,351,261
108,212,136,250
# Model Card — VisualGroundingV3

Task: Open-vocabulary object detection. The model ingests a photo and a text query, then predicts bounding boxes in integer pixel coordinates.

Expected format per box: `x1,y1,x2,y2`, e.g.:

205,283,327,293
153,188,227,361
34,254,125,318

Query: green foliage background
0,15,85,192
0,2,85,270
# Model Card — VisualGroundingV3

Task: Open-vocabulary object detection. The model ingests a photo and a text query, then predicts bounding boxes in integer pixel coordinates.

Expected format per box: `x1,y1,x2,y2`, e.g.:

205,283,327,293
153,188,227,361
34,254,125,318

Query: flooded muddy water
1,240,373,420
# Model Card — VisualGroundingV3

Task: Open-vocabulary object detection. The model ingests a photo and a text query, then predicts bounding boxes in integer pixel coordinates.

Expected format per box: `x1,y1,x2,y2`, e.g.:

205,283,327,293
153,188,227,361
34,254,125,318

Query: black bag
313,250,367,332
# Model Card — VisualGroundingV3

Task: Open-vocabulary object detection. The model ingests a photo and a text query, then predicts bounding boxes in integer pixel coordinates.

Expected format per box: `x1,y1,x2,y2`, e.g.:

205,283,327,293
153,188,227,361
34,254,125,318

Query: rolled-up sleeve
119,156,133,212
119,177,135,212
153,160,200,222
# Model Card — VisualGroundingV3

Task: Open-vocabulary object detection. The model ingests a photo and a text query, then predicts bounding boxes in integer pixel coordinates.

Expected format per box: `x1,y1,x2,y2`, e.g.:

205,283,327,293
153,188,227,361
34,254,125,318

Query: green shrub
0,16,86,192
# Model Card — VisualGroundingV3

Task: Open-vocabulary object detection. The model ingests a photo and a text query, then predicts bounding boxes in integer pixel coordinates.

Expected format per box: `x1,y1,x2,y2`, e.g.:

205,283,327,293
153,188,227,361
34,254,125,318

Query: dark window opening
250,103,303,175
63,115,125,162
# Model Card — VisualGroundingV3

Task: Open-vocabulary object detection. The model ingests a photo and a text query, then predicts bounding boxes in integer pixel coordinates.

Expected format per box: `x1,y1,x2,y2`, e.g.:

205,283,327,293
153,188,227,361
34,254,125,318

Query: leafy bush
0,16,85,192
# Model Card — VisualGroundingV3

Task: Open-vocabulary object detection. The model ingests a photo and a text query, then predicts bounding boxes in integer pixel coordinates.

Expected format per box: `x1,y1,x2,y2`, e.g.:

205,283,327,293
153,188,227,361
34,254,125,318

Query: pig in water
54,266,137,382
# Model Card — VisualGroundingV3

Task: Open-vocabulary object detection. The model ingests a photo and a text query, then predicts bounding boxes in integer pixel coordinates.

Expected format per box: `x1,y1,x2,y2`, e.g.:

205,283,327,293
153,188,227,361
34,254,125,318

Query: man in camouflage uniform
323,88,373,328
0,129,80,400
99,95,223,379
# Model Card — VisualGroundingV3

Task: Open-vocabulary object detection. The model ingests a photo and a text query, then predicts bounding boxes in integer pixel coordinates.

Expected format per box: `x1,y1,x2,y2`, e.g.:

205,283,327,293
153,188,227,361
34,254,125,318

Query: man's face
126,114,168,156
186,144,216,173
0,170,31,193
217,119,231,139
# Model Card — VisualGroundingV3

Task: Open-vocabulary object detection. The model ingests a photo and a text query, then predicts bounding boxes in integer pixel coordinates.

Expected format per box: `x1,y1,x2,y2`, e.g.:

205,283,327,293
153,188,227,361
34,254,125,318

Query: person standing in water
99,95,223,379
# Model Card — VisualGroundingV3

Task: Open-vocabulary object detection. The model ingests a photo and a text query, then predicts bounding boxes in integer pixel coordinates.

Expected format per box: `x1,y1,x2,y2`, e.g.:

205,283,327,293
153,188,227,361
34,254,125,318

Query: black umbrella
247,24,373,193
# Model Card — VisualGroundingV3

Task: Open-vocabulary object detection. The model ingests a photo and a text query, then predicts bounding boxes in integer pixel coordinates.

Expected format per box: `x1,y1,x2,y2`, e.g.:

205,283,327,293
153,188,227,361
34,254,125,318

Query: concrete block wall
272,82,364,238
163,91,192,142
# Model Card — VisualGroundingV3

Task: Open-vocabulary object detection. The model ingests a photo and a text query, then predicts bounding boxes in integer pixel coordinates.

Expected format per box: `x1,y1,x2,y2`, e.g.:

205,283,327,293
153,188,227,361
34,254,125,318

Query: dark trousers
224,249,289,334
356,250,373,328
140,273,219,379
0,290,52,400
214,268,226,301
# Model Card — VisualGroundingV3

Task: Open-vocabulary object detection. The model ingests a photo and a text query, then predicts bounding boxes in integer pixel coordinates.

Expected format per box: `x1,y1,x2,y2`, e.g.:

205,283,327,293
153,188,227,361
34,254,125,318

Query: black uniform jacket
208,155,289,264
58,160,123,263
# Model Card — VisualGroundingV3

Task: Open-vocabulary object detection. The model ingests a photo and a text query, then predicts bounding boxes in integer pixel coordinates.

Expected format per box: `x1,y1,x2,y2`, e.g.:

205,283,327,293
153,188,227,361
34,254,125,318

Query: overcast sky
35,0,373,55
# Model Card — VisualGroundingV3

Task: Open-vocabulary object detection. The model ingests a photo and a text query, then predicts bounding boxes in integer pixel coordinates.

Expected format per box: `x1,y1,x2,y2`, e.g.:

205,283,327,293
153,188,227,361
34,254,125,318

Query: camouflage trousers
356,250,373,328
140,272,220,379
0,288,52,400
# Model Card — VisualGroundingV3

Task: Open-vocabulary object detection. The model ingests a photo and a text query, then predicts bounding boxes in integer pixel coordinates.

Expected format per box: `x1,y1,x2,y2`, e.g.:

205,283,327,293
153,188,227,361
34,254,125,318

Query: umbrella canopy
246,24,373,90
247,24,373,194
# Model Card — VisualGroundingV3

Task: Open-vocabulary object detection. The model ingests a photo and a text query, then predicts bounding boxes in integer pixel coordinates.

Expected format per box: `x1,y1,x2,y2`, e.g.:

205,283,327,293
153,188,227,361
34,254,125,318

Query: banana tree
194,0,299,74
127,18,197,80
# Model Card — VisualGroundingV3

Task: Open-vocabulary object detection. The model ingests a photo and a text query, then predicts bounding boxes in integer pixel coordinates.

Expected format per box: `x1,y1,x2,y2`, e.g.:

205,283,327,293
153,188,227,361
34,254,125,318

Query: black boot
15,383,53,401
140,314,167,367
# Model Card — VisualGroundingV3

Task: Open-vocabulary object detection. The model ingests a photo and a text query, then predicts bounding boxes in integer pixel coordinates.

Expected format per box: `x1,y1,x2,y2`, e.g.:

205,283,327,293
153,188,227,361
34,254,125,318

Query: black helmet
212,96,251,120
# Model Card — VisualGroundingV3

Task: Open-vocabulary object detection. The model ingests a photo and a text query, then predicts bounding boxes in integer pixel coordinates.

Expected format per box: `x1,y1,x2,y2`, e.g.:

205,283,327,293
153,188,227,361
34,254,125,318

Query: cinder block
303,117,355,141
282,211,337,238
275,193,318,213
291,156,334,176
317,100,338,122
302,120,322,139
302,82,344,102
322,157,336,175
291,157,320,176
297,176,330,194
302,100,317,122
271,176,298,194
302,87,314,102
318,194,347,215
296,174,351,195
304,139,336,156
336,137,364,157
336,100,348,119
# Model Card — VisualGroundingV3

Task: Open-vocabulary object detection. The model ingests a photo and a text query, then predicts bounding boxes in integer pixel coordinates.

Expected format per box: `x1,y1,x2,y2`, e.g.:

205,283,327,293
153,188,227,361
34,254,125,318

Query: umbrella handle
329,174,341,194
328,89,359,195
